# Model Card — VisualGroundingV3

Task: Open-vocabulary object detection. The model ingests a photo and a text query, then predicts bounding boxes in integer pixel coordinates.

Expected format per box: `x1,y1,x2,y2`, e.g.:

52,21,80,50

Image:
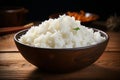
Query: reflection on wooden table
0,31,120,80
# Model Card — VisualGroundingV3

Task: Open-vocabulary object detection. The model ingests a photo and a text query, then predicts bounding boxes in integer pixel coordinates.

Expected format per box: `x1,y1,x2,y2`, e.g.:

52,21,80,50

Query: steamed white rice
19,14,105,48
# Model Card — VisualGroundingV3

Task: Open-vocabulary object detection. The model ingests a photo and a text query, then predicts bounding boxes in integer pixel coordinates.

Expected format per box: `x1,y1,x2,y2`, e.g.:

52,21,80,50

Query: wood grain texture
105,32,120,51
0,33,18,52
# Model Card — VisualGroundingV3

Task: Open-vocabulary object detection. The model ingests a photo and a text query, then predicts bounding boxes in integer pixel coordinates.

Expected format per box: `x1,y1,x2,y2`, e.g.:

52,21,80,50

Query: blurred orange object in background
67,10,99,22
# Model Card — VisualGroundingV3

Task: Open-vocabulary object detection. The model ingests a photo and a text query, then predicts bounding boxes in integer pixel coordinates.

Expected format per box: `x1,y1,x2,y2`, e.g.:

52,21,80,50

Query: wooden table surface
0,31,120,80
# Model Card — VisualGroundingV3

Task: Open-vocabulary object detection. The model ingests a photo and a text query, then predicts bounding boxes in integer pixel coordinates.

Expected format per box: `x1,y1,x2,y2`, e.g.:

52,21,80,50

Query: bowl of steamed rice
14,15,109,73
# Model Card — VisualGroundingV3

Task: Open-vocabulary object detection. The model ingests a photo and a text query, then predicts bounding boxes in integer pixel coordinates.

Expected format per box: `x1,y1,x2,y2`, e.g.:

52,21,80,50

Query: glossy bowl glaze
14,28,109,73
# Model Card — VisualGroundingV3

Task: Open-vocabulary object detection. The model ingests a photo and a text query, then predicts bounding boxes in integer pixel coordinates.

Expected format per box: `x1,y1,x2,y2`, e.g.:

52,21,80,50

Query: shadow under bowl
14,28,109,73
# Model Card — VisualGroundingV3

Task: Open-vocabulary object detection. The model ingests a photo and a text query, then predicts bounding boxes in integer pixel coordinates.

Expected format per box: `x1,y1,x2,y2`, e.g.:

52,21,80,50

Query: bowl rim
14,28,109,50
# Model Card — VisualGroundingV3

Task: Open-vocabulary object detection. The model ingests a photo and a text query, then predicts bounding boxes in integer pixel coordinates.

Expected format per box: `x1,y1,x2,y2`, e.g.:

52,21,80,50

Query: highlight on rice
18,14,106,48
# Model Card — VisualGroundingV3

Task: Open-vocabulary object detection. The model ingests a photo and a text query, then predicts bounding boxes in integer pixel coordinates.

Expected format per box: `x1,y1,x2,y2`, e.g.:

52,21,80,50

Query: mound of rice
19,14,105,48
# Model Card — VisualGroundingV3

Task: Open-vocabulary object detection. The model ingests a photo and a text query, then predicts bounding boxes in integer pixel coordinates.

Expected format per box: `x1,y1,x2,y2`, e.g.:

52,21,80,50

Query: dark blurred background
0,0,120,22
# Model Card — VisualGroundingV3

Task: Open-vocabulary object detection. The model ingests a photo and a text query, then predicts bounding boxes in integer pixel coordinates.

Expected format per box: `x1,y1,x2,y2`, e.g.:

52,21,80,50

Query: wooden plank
0,33,18,51
0,53,36,71
105,32,120,51
0,52,120,80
